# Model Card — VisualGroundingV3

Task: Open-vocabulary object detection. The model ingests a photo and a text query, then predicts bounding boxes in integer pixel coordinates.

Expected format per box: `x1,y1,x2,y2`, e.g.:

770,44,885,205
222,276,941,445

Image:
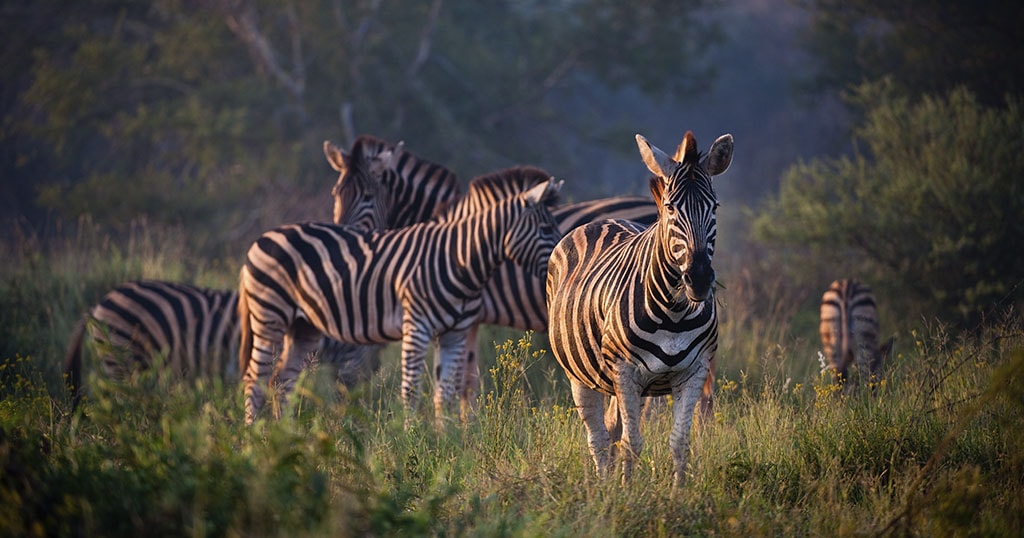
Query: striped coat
819,279,893,392
547,131,733,487
63,281,239,407
62,136,448,407
239,178,563,424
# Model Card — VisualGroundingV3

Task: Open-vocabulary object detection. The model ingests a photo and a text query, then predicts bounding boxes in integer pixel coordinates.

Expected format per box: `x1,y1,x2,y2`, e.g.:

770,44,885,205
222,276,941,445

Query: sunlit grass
1,222,1023,536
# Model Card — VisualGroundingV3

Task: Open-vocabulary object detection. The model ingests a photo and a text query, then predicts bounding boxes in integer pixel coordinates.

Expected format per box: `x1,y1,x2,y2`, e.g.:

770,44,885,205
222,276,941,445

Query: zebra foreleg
571,379,612,480
669,364,709,487
400,320,433,424
613,364,644,485
459,324,482,422
434,329,469,426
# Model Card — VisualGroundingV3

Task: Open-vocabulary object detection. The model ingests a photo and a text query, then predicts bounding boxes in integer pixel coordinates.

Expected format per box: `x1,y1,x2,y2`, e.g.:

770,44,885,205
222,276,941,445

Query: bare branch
408,0,443,78
220,0,305,100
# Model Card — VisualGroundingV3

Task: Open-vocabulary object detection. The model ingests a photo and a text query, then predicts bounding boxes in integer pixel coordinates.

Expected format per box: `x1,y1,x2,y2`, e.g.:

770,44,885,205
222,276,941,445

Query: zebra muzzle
682,252,714,302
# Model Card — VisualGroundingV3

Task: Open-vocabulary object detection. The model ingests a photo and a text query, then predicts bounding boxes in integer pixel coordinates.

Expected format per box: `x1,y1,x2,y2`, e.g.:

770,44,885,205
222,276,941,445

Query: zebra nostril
683,273,693,286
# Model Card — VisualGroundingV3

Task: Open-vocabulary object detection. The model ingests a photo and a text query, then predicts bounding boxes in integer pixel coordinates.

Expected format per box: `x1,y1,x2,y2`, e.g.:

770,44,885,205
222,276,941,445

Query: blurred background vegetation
1,0,1022,343
1,2,1023,534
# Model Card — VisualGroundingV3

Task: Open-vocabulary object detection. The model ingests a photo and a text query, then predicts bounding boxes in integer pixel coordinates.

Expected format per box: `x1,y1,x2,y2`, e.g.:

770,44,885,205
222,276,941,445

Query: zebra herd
63,131,893,486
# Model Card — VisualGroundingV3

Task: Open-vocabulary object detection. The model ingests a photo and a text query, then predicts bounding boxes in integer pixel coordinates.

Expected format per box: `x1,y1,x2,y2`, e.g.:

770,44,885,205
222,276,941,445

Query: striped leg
613,363,645,485
270,322,322,419
433,329,469,424
459,324,481,421
571,379,612,480
669,364,710,487
400,318,433,420
244,328,283,425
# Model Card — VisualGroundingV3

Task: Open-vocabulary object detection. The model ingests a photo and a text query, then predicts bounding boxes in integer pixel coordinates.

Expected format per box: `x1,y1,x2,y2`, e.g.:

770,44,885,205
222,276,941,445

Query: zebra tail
237,290,253,383
62,316,87,410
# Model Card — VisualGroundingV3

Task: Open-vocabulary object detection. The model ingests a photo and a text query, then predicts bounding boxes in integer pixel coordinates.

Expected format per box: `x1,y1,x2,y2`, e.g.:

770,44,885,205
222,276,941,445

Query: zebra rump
819,278,894,391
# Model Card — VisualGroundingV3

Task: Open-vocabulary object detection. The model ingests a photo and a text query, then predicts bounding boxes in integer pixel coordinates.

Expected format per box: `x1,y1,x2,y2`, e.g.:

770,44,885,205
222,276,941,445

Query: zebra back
820,278,887,389
63,280,241,405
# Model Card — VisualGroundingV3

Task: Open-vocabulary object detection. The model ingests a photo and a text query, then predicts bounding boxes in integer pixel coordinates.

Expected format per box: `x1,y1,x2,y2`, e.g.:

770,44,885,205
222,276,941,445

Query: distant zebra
63,281,240,407
239,177,563,424
547,131,733,487
62,136,440,408
819,279,893,392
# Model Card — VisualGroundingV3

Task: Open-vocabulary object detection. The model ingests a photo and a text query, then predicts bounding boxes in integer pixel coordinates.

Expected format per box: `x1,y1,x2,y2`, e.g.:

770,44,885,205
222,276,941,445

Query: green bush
753,81,1024,328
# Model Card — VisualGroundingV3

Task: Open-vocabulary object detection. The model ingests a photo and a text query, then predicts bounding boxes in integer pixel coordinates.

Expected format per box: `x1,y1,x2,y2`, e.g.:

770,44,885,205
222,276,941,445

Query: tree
797,0,1024,107
753,80,1024,327
2,0,721,252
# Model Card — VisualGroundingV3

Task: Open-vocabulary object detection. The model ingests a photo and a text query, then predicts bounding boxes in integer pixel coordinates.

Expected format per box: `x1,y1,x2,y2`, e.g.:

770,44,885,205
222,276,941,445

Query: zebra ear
524,177,562,205
324,140,348,173
703,134,734,176
376,140,404,170
649,176,665,206
636,134,676,180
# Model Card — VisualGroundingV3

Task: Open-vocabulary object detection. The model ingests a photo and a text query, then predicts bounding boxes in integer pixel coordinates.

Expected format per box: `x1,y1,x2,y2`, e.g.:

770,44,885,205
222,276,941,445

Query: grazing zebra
62,136,442,408
63,281,240,407
819,279,894,392
239,177,563,424
547,131,733,487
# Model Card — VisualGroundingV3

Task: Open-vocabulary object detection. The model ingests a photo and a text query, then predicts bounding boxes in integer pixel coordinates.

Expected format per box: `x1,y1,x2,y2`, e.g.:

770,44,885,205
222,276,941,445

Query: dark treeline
1,0,1021,327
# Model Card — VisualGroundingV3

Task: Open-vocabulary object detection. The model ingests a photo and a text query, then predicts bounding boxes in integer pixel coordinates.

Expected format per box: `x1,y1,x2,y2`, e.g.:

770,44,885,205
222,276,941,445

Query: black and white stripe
62,137,443,407
325,135,460,230
819,279,892,391
63,281,240,406
239,177,563,424
546,131,733,487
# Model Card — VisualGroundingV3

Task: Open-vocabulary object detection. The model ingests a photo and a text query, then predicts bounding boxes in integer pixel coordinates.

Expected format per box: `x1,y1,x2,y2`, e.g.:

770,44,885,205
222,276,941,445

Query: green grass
2,223,1023,536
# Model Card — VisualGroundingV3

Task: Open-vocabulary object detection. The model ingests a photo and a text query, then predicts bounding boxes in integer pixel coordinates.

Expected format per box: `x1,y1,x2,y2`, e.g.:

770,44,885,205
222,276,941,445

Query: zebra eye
664,203,676,214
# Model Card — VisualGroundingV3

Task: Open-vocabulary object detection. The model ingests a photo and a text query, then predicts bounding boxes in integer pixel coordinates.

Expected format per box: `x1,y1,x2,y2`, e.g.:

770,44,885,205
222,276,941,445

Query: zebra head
505,178,564,277
324,137,401,231
636,131,733,303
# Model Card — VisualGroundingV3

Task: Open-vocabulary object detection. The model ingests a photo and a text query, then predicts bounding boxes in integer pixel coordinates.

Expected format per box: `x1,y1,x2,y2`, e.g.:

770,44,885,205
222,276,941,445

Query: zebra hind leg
271,319,323,420
434,329,469,427
571,379,612,480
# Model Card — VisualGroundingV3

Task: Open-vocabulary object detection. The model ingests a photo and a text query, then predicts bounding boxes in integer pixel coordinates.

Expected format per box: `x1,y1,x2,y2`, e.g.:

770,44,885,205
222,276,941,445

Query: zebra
323,149,709,419
324,138,717,419
62,135,446,408
324,134,460,229
63,281,240,407
239,177,563,424
819,279,894,392
546,131,733,487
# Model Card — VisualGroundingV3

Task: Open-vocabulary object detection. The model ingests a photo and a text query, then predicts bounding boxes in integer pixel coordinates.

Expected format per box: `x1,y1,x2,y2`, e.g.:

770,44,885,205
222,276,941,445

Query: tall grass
2,222,1023,536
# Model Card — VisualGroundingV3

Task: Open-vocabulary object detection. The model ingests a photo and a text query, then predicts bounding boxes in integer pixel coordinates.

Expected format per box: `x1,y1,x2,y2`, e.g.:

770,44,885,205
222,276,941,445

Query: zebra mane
430,165,559,218
350,134,392,163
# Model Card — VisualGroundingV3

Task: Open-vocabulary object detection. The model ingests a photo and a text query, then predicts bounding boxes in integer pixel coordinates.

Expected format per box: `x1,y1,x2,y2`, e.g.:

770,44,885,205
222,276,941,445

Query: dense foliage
1,0,718,252
753,82,1024,327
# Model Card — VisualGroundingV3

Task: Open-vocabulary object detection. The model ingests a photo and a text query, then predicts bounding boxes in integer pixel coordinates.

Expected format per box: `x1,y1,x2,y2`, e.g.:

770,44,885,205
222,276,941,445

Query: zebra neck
451,216,506,292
